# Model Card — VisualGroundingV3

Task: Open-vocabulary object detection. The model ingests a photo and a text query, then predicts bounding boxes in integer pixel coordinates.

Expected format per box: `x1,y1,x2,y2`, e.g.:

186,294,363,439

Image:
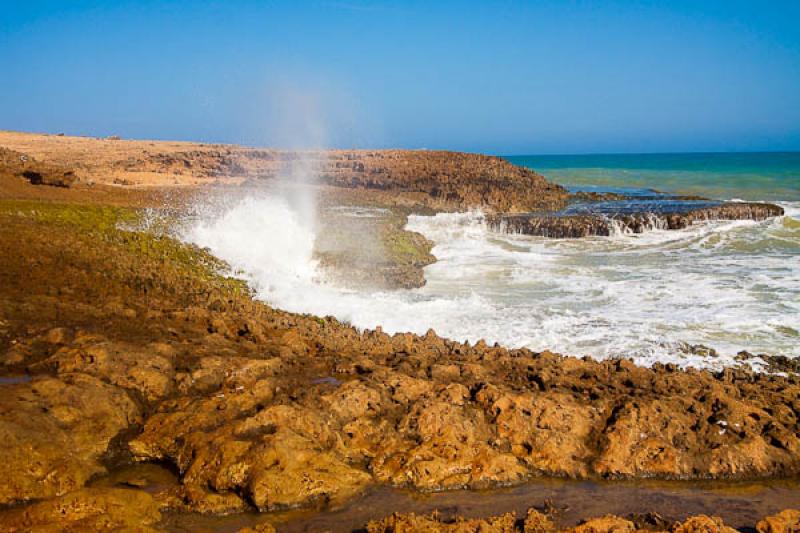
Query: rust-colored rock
566,516,636,533
0,488,162,532
364,509,792,533
524,509,557,533
367,510,518,533
672,515,738,533
0,146,76,188
757,509,800,533
0,374,141,505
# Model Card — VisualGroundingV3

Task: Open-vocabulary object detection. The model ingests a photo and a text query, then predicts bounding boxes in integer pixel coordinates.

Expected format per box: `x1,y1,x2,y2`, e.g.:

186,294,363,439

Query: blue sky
1,1,799,154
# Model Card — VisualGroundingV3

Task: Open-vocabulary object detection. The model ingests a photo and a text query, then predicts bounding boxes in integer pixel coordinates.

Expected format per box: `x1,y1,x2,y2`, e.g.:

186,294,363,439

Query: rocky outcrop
0,131,569,212
489,202,785,238
0,147,76,188
318,150,569,212
0,373,141,505
315,202,436,289
756,509,800,533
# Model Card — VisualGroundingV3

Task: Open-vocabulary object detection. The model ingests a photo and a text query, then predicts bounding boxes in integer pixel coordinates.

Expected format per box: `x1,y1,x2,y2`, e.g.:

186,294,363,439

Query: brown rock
672,515,738,533
565,516,636,533
524,508,556,533
43,327,74,344
238,523,277,533
0,146,77,188
0,488,161,532
367,510,518,533
756,509,800,533
31,339,175,403
431,363,461,382
489,202,784,239
0,375,141,504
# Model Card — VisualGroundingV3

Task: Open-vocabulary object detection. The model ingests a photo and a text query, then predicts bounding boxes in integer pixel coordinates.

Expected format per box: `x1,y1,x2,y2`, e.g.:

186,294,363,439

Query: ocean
505,152,800,201
185,152,800,371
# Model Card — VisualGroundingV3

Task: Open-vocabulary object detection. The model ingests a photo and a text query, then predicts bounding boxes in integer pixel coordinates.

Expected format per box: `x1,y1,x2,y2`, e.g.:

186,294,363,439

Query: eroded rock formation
0,131,569,212
0,146,76,188
489,202,785,238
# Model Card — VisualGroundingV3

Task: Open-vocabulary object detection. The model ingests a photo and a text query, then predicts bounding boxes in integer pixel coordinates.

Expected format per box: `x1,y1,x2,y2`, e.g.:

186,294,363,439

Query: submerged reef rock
488,202,785,238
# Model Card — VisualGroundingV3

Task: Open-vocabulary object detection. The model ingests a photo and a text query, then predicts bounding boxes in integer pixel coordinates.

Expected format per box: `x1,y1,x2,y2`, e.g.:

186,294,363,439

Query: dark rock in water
737,352,800,375
488,213,610,238
488,202,784,238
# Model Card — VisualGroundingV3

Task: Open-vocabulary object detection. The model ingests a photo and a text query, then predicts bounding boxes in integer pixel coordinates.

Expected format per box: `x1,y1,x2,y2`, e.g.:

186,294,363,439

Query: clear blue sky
2,0,799,154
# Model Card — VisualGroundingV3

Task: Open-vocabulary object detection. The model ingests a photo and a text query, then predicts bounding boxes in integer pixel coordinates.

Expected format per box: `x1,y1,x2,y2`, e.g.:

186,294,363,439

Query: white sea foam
184,195,800,371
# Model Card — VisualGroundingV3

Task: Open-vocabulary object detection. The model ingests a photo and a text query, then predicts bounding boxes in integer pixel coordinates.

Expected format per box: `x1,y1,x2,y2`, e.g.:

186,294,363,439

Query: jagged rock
524,509,557,533
238,524,277,533
756,509,800,533
672,515,738,533
30,338,175,403
489,202,784,238
363,510,776,533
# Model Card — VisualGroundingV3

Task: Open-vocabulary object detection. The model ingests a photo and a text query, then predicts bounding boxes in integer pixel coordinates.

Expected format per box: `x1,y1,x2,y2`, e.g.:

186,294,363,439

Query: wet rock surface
488,202,785,238
315,201,436,289
0,487,162,532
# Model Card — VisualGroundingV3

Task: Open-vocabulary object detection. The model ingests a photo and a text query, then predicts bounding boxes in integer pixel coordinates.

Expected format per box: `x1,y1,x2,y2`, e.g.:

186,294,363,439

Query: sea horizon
505,151,800,202
503,149,800,157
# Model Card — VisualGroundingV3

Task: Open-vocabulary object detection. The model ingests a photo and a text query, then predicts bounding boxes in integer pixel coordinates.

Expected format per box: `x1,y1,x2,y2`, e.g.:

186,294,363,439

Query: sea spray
185,193,318,301
184,194,800,371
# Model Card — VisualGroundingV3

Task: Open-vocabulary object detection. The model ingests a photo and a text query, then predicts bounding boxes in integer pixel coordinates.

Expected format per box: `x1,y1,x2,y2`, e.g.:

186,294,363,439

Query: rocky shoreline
488,202,785,238
0,132,797,532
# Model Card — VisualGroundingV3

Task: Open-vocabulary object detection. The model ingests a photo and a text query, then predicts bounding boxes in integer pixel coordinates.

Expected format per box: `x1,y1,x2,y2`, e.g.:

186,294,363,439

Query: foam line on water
184,193,800,372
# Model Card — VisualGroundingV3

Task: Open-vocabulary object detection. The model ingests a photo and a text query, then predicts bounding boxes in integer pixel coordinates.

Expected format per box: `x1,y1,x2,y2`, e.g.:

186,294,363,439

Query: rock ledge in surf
487,202,785,238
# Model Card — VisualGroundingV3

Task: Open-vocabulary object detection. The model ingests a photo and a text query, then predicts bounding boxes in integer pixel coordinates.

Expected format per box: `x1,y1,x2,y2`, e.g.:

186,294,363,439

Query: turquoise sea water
506,152,800,202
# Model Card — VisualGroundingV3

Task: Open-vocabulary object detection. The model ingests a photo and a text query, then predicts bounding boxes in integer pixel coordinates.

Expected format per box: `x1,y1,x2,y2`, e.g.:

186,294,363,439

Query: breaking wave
184,194,800,371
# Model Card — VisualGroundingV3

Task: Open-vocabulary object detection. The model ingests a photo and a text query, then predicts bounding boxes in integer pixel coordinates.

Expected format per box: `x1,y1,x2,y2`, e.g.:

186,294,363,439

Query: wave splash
186,194,318,303
183,192,492,333
184,194,800,371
